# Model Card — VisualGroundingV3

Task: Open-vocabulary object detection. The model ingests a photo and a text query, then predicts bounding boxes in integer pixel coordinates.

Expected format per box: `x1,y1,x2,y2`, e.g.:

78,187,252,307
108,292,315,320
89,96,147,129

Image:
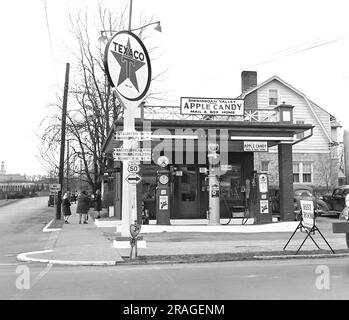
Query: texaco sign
104,31,151,102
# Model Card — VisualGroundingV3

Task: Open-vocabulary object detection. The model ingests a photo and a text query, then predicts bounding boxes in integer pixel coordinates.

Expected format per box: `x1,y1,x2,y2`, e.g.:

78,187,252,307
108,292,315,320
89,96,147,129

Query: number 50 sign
128,164,140,174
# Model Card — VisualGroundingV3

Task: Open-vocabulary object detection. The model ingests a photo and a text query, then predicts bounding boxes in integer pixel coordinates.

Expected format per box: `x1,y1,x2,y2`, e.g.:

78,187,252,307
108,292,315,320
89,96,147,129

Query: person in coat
62,192,71,224
94,189,102,219
76,190,90,224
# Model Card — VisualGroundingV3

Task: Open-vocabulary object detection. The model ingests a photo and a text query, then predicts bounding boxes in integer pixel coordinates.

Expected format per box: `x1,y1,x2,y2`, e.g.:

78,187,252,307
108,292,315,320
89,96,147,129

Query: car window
333,189,342,196
294,190,312,197
343,189,349,196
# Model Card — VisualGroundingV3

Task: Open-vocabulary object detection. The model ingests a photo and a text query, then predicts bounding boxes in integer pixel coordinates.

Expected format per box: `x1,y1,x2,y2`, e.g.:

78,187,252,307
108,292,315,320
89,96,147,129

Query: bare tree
318,157,332,193
38,5,166,192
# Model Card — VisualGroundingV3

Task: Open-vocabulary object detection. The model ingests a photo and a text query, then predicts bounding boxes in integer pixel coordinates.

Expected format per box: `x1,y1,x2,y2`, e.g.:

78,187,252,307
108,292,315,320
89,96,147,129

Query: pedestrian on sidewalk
94,189,102,219
62,192,71,224
76,190,90,224
70,191,77,204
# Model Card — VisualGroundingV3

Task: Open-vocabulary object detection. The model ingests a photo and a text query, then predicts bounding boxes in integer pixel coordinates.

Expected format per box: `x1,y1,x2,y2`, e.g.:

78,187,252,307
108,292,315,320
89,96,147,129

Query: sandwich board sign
283,199,335,254
300,200,315,229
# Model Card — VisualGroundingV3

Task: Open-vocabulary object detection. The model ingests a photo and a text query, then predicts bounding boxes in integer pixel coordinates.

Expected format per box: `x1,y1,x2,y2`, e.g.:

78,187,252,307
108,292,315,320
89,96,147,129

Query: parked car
48,194,57,207
271,184,329,221
320,185,349,217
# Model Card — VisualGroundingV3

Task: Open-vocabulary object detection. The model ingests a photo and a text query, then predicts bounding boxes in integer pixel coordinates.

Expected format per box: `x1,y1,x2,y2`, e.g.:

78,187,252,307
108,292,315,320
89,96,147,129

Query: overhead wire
43,0,60,94
239,33,349,70
201,33,349,82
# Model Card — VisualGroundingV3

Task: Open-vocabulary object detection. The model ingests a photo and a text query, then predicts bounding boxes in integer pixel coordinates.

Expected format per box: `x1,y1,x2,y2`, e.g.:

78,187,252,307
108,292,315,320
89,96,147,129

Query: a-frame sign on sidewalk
283,199,335,254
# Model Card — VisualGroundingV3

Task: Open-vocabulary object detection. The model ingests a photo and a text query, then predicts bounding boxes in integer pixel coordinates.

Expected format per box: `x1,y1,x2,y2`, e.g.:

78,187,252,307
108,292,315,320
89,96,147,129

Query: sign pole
104,28,152,237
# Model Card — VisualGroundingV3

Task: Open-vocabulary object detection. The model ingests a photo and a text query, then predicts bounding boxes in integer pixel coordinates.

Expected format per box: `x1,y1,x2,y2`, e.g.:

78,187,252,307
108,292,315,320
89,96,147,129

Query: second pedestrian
94,189,102,219
62,192,71,224
76,190,90,224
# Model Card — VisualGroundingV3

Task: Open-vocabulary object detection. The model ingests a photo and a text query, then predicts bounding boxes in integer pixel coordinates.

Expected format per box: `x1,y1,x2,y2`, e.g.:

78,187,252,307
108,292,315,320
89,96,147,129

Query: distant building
0,161,35,193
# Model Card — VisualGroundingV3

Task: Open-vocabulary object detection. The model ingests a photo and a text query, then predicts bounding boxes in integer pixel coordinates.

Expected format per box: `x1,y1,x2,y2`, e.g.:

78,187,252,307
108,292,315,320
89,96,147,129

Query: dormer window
268,89,278,106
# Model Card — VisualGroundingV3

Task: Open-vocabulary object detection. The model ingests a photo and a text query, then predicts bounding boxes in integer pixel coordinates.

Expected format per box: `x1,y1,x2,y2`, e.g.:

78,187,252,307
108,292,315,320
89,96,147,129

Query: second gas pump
249,171,272,224
155,156,171,225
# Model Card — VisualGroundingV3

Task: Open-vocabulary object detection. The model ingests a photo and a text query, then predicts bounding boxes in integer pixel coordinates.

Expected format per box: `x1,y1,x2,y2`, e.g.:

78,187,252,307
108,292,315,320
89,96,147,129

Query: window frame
268,89,279,106
293,162,313,183
261,161,269,172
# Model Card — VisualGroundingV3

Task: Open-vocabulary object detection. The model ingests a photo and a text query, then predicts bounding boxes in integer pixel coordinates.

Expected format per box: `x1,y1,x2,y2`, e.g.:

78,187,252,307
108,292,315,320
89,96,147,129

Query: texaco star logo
111,38,145,92
104,31,151,102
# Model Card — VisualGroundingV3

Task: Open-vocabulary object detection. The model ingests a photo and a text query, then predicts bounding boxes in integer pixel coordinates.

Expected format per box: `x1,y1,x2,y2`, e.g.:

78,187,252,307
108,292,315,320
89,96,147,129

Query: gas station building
101,90,313,224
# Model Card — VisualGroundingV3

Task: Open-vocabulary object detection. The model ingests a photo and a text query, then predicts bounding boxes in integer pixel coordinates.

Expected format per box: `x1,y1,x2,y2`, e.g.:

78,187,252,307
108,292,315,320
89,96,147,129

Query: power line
201,33,349,82
240,33,349,70
43,0,59,92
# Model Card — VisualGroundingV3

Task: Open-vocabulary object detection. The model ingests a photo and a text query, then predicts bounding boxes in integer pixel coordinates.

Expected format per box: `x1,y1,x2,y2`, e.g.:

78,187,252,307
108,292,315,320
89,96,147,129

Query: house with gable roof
239,71,342,191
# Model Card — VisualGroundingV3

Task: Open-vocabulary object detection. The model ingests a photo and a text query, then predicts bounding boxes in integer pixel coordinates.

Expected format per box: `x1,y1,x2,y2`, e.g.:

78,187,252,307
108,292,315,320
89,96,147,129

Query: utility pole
66,139,70,192
56,63,70,220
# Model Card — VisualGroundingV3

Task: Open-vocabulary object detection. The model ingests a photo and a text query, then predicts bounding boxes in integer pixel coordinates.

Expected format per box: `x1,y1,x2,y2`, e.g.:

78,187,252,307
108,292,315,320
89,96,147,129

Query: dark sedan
271,184,329,220
320,185,349,217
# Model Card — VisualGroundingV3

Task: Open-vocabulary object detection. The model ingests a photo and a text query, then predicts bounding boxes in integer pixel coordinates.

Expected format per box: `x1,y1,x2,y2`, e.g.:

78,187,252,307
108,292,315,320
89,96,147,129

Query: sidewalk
17,209,349,266
104,219,348,259
17,204,124,266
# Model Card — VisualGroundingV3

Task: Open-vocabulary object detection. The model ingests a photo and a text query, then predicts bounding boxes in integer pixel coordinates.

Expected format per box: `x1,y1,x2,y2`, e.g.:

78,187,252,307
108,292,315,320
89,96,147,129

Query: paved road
0,198,348,300
2,257,349,300
0,196,56,299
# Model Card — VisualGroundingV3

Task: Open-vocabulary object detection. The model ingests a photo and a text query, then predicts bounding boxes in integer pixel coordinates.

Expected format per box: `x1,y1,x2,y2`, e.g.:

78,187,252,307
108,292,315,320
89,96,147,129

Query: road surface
0,197,348,300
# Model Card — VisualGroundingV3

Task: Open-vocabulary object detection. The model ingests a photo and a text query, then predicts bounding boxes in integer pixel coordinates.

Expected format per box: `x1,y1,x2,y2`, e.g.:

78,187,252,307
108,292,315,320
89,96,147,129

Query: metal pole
128,0,133,31
56,63,70,220
67,140,70,192
120,0,138,236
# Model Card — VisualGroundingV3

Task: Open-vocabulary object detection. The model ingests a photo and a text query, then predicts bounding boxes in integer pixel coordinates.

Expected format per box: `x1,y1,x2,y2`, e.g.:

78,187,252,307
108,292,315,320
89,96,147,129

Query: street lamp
98,21,162,43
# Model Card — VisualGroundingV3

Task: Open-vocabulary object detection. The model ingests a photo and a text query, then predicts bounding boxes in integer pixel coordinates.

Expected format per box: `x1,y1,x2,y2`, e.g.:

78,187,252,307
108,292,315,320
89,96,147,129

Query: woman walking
94,189,102,219
62,192,71,224
76,190,90,224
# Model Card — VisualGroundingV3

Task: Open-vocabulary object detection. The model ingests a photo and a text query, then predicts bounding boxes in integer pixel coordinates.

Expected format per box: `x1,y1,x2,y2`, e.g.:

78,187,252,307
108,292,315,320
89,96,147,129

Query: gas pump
249,171,272,224
155,156,171,225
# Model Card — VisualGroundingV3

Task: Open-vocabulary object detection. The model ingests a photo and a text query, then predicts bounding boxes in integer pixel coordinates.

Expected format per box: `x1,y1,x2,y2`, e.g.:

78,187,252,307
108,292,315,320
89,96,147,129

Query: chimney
241,71,257,93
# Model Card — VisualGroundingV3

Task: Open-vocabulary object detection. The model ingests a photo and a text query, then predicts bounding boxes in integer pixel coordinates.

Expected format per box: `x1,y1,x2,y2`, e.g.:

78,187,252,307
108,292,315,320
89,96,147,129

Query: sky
0,0,348,176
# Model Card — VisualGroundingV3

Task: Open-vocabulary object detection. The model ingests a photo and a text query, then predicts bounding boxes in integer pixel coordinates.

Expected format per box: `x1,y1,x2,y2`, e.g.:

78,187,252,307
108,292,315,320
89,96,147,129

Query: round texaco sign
104,31,151,102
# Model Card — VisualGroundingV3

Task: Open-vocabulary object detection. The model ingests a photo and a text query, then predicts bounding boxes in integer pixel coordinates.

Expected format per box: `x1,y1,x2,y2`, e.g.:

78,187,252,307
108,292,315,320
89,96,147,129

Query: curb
16,250,349,266
42,219,62,233
253,252,349,260
17,250,118,266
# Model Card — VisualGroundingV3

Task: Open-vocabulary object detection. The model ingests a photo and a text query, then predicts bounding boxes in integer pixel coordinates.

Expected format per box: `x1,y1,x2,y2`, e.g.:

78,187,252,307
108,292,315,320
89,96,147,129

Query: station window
268,89,278,106
261,161,269,172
